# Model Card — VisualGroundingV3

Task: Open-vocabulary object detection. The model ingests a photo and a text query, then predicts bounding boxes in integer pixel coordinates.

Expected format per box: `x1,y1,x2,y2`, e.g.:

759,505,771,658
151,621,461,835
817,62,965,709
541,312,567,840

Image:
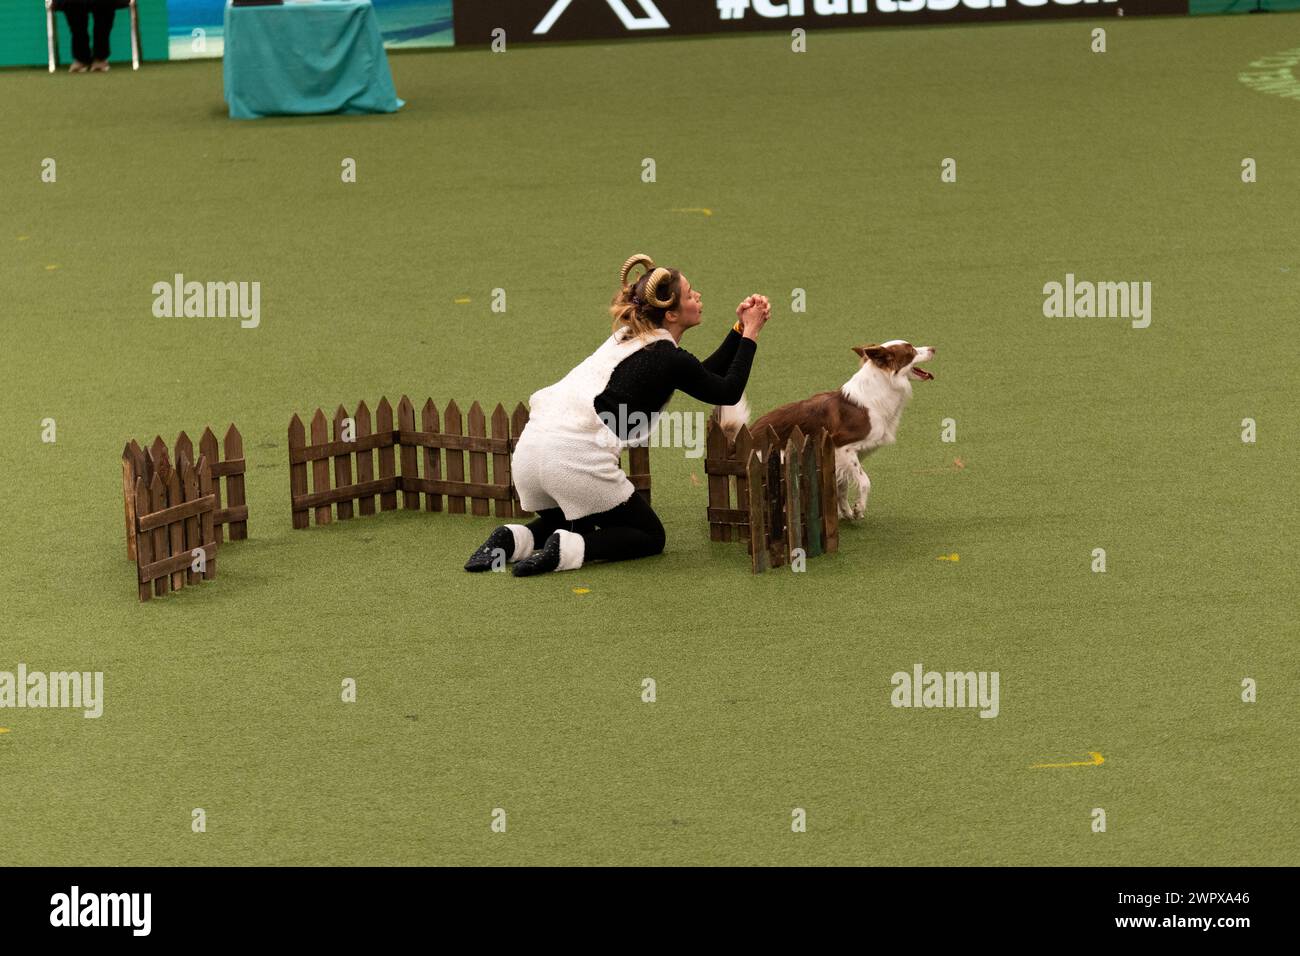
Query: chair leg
130,1,141,71
46,4,58,74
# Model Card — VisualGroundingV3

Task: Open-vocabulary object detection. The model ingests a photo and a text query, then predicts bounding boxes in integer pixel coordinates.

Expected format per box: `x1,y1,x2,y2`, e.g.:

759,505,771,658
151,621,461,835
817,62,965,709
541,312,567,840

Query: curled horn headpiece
620,254,677,309
620,254,655,291
641,267,675,308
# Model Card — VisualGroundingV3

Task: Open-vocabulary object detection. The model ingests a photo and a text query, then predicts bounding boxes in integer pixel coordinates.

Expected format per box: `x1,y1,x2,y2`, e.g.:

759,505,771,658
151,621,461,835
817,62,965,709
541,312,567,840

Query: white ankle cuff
554,529,585,572
506,524,534,562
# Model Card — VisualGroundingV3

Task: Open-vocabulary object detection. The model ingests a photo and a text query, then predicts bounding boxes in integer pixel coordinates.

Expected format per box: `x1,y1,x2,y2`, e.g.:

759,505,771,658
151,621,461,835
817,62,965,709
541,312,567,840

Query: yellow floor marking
671,207,713,216
45,264,59,271
1031,751,1104,769
0,728,10,734
936,553,959,561
17,235,29,241
572,587,590,595
454,296,471,304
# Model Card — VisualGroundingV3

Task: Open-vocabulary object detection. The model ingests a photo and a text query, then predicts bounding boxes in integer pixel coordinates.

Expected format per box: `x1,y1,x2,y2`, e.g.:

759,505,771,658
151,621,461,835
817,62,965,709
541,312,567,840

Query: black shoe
512,531,562,577
464,526,517,572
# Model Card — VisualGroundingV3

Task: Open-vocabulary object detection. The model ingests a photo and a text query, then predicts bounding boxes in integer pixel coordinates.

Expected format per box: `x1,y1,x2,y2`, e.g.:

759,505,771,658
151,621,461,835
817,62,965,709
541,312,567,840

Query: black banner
0,866,1280,942
453,0,1189,46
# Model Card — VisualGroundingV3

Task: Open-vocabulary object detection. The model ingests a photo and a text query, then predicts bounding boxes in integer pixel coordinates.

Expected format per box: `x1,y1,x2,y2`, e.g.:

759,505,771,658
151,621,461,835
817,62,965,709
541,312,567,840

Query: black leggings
525,491,665,563
62,3,117,64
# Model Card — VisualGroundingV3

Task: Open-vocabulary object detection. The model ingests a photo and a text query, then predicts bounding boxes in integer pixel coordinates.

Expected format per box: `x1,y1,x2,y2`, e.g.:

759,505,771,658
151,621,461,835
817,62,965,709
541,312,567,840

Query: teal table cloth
223,1,404,120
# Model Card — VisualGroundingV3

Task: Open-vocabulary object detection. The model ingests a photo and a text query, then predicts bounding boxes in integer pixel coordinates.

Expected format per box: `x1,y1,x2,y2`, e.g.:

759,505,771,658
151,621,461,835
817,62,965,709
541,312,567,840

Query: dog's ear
852,344,888,365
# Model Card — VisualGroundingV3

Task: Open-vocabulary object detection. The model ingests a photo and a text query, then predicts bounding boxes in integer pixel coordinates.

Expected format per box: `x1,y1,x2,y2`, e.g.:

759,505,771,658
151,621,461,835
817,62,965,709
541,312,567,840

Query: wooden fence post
333,406,355,521
490,403,510,518
181,453,202,585
783,434,804,568
398,396,420,510
423,399,443,513
376,397,397,512
135,477,153,601
165,465,185,592
819,431,839,553
803,432,823,558
734,425,753,545
765,445,785,570
198,455,217,580
443,399,465,514
705,419,729,542
199,427,224,544
467,402,489,517
224,424,248,540
175,432,194,476
288,414,309,529
310,409,332,525
148,471,169,598
355,401,376,517
747,450,769,574
149,436,169,475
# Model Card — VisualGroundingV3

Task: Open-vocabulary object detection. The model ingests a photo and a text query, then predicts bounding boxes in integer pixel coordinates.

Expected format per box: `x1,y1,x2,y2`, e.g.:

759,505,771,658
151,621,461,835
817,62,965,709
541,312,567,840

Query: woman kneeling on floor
465,253,770,577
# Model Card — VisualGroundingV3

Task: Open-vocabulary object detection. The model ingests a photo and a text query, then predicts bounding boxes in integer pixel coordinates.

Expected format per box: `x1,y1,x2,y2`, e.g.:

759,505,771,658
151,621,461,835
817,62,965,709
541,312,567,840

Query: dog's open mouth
910,366,934,381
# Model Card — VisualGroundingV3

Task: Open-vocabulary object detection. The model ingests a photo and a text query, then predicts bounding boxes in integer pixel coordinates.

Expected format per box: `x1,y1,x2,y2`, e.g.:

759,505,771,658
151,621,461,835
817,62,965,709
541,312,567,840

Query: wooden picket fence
132,451,219,601
288,396,652,528
122,426,248,561
704,417,839,573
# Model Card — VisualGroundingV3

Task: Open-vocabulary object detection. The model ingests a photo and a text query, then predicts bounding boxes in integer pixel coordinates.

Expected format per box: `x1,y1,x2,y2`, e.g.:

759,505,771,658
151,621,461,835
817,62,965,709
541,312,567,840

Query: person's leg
576,492,665,563
90,3,117,64
513,492,665,576
523,507,569,549
63,7,93,67
464,507,567,572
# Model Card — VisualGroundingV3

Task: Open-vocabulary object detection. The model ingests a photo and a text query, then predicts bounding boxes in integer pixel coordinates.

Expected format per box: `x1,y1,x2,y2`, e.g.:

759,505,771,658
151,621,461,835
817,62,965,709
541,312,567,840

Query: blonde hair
610,253,682,340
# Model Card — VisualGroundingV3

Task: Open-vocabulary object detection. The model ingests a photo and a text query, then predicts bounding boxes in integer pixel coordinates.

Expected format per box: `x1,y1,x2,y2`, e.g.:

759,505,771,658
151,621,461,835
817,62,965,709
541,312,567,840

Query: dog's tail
712,393,751,442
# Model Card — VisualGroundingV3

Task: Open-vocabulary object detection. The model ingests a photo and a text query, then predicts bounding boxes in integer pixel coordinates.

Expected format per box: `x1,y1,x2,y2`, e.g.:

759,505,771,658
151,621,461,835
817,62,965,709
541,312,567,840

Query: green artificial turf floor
0,14,1297,865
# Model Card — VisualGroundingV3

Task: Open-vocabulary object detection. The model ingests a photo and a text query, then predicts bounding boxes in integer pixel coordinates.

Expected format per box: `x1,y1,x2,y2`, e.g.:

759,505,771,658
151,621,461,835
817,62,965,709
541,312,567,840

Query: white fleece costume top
511,327,675,520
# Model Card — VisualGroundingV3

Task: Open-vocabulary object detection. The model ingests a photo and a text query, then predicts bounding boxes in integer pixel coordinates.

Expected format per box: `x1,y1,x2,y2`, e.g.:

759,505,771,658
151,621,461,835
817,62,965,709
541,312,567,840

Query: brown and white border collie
716,340,936,520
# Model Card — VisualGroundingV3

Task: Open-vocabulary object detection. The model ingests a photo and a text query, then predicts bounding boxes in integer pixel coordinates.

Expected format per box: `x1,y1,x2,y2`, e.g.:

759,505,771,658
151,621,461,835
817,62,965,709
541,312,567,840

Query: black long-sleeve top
593,328,756,440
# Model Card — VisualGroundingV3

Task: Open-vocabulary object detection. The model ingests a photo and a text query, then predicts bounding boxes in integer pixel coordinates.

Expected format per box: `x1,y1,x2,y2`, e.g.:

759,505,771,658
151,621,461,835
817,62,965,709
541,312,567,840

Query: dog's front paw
850,504,866,520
